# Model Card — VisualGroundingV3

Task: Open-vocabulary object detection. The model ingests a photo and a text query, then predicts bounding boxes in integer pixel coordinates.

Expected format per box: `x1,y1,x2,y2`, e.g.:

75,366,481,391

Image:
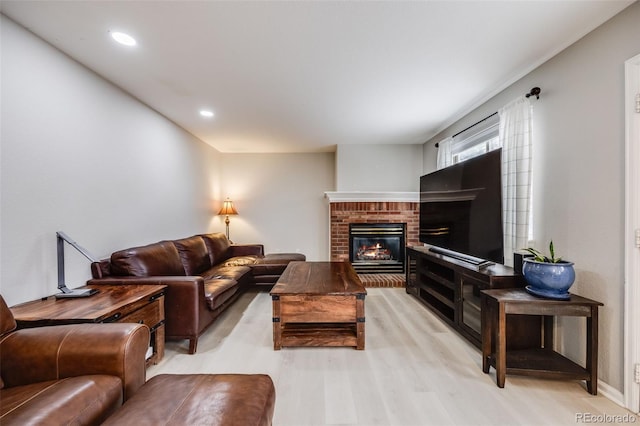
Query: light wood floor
148,288,635,425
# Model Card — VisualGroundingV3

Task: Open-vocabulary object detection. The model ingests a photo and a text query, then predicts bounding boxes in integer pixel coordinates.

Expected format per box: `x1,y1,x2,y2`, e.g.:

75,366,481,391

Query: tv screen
420,149,503,264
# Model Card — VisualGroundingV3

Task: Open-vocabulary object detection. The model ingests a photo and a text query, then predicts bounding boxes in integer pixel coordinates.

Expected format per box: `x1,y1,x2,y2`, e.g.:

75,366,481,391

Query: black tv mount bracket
56,231,99,298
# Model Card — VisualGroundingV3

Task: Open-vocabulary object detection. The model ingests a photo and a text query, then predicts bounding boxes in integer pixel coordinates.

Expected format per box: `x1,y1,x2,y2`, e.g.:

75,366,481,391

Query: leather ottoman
252,253,306,286
102,374,276,426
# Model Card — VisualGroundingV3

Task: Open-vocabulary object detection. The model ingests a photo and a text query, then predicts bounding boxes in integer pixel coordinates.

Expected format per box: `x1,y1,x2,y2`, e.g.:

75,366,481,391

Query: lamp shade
218,199,238,216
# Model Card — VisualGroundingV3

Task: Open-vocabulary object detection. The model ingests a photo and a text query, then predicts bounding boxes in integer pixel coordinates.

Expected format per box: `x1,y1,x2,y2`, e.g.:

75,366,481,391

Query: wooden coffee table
270,261,366,350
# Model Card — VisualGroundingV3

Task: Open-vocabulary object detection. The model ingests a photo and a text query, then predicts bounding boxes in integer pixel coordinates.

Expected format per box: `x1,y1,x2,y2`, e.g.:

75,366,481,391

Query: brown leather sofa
88,232,305,353
0,294,150,425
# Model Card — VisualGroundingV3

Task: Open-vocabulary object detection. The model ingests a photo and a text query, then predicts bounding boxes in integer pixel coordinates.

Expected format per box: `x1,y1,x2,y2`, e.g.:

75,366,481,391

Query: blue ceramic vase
522,259,575,300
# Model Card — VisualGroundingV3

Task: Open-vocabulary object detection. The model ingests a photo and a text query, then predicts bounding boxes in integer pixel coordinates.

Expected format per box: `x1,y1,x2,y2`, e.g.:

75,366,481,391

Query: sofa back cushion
199,233,231,265
90,260,111,279
110,241,185,277
173,236,212,276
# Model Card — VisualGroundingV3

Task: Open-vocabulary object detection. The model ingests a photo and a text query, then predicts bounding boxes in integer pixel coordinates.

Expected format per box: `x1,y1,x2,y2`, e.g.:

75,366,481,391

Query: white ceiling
1,1,633,153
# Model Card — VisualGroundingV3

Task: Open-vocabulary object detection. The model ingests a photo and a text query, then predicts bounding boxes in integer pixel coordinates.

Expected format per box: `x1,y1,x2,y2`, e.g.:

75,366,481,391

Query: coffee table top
270,261,367,296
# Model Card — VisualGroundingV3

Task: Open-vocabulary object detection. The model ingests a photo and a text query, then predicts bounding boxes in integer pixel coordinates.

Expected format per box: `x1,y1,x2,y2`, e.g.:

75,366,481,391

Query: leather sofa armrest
87,276,206,314
0,323,149,401
228,244,264,257
88,276,207,339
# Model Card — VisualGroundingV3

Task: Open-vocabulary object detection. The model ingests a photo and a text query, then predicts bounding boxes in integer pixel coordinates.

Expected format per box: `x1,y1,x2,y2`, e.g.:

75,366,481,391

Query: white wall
422,2,640,394
0,16,222,305
336,144,422,191
216,153,335,261
0,15,336,308
422,141,438,175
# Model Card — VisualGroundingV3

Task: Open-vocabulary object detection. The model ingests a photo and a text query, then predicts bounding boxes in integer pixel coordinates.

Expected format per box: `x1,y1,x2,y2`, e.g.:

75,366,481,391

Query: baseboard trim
598,380,626,410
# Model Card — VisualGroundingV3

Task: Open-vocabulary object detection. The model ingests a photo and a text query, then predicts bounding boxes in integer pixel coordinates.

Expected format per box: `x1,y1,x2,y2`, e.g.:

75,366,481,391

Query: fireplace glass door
349,223,406,274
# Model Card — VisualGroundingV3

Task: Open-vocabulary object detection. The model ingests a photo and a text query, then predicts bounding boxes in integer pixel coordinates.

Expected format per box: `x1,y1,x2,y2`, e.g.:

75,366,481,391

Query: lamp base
225,218,232,242
55,287,99,299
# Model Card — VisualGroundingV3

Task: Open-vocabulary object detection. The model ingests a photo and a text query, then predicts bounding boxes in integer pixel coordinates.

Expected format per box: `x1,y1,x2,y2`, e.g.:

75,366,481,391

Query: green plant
524,240,563,263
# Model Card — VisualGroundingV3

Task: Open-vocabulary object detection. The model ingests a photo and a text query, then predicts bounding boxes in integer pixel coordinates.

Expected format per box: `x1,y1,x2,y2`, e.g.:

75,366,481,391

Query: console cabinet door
459,274,485,342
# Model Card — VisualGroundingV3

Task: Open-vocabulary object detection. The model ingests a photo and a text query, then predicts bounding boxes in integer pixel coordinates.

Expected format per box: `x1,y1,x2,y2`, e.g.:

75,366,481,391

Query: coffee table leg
356,295,365,350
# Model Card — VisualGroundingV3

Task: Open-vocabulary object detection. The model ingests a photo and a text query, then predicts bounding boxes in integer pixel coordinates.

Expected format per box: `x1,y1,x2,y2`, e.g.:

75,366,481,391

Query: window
436,98,534,267
451,113,500,164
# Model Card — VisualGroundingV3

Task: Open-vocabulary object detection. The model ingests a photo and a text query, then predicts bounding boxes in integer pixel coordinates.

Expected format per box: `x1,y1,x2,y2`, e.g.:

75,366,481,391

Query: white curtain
436,137,454,170
499,96,533,267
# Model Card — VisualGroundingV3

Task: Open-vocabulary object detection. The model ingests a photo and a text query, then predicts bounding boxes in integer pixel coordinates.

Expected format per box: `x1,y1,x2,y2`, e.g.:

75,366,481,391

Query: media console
406,246,540,349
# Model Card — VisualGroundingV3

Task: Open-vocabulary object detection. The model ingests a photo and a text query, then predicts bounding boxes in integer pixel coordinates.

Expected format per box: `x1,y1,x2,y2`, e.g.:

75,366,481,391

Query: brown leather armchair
0,294,150,425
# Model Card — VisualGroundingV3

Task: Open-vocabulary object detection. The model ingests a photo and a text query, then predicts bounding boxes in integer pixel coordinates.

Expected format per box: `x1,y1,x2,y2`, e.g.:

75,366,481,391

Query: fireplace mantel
324,191,419,203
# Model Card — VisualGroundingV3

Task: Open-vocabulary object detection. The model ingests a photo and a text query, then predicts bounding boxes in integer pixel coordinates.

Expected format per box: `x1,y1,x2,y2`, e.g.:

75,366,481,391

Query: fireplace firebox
349,223,406,274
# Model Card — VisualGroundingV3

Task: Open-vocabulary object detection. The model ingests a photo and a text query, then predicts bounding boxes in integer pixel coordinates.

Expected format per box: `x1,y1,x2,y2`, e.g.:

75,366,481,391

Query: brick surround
330,202,419,262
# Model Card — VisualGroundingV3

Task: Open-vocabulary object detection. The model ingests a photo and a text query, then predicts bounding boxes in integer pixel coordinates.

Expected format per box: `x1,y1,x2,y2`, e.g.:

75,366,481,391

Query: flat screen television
419,148,503,265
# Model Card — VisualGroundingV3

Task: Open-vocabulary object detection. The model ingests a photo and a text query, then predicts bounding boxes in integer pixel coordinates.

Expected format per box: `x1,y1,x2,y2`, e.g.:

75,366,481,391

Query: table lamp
218,198,238,241
56,231,100,298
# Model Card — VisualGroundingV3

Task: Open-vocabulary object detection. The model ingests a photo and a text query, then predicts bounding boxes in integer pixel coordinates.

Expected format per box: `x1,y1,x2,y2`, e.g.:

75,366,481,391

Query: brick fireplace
327,197,419,286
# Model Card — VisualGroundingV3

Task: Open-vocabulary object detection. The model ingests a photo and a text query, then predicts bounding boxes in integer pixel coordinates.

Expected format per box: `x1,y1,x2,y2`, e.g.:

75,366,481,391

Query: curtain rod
435,87,541,147
451,111,498,139
434,112,497,147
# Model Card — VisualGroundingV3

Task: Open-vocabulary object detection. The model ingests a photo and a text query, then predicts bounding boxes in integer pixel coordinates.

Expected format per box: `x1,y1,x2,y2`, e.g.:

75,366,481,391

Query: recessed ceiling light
111,31,136,46
200,110,215,118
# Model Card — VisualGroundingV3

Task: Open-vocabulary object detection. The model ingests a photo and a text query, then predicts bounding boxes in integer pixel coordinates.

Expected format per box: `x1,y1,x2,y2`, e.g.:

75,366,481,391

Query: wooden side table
10,284,166,367
480,288,603,394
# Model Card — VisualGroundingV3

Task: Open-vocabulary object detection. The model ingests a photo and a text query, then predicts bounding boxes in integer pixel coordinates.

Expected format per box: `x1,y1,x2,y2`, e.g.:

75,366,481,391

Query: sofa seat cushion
0,375,122,425
204,279,238,311
101,374,276,426
221,255,260,267
110,241,184,277
203,265,252,282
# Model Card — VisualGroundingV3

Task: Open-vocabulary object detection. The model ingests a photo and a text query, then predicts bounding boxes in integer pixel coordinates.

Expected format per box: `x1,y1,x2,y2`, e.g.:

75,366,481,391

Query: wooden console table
10,284,166,367
481,288,603,394
271,261,366,350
